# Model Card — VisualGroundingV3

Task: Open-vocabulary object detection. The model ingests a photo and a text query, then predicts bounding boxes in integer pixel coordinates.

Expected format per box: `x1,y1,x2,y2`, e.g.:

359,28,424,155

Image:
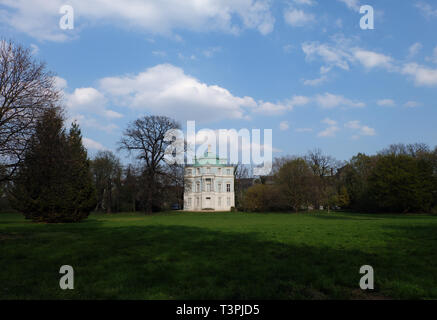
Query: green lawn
1,211,436,300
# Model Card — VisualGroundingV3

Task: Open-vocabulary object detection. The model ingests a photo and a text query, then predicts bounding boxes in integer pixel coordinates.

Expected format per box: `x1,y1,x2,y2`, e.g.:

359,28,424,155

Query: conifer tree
9,108,95,222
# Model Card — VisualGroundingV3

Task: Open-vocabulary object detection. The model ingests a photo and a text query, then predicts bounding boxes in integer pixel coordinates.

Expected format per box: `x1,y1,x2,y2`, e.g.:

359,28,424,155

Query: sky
1,0,436,163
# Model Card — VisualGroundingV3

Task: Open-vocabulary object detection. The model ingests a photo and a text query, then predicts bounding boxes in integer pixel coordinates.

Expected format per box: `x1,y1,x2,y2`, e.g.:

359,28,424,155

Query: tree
242,184,282,212
65,122,96,217
339,153,376,211
368,154,436,213
378,143,430,157
306,148,340,177
120,164,139,212
305,149,342,210
0,40,60,182
234,163,251,209
275,158,314,212
9,108,95,222
118,115,180,213
91,150,122,213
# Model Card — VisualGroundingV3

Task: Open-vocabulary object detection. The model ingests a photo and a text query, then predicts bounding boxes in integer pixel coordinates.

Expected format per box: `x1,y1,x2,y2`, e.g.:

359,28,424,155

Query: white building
184,146,235,211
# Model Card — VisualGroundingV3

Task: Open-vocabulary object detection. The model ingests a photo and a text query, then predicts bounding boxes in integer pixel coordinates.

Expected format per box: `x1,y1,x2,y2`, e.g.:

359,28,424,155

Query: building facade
184,146,235,211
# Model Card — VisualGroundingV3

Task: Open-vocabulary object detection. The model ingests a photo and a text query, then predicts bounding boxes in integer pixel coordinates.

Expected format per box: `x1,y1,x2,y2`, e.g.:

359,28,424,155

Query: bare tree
305,149,342,210
305,148,341,177
379,143,430,158
0,40,60,182
118,115,180,213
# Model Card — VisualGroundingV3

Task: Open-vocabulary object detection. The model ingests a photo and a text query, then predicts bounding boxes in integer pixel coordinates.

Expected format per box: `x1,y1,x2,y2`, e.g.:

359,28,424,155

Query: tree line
241,145,437,214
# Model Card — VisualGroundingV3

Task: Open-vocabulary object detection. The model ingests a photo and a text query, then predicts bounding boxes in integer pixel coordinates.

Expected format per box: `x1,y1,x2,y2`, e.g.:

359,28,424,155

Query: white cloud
303,75,328,86
377,99,395,107
55,77,122,134
415,2,437,18
353,49,394,70
345,120,376,137
293,0,316,5
426,46,437,64
360,126,376,136
408,42,423,59
99,64,261,121
302,41,352,71
66,87,106,111
402,63,437,87
318,126,340,138
284,8,315,27
302,38,437,87
404,101,422,108
337,0,360,12
64,87,122,119
279,121,289,131
67,114,119,133
344,120,360,129
0,0,275,41
295,127,313,133
99,64,311,120
315,93,365,109
83,137,107,151
203,47,222,58
152,51,167,58
318,118,339,138
322,118,337,126
53,76,68,91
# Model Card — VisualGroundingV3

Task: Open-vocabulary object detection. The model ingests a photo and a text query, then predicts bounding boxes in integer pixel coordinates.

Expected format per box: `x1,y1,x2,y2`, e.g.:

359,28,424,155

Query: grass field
1,211,437,300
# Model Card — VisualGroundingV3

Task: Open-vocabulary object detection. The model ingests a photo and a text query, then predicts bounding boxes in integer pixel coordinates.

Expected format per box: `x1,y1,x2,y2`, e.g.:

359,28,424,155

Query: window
196,182,200,193
188,198,192,208
218,168,222,175
218,183,222,192
197,168,200,175
226,183,231,192
227,197,230,206
207,167,211,174
206,181,211,192
226,169,231,175
187,169,192,176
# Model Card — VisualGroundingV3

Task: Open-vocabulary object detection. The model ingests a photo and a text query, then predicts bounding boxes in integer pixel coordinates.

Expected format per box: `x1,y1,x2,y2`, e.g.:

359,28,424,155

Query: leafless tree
0,40,60,182
305,148,341,177
378,143,430,158
272,155,297,174
118,115,180,213
305,149,343,210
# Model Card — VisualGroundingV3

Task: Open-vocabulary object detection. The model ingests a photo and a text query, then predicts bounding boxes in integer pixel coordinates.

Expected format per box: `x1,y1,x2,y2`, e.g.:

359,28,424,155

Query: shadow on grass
4,219,437,300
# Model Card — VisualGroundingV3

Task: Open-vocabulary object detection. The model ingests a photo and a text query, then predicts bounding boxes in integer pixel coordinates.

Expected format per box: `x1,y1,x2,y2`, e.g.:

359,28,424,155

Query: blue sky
1,0,436,162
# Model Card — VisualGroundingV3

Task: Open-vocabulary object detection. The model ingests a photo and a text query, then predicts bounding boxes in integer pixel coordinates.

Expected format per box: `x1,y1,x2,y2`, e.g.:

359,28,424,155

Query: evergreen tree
9,108,95,222
65,122,96,219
